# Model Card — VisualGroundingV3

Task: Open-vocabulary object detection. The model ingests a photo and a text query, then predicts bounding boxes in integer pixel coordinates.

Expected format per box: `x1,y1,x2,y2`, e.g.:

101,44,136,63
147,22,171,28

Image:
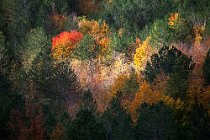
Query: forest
0,0,210,139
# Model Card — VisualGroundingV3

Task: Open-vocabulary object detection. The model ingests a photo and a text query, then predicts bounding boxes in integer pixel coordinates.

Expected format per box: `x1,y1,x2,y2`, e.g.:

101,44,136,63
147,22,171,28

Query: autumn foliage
129,81,162,123
133,36,154,72
51,31,83,59
50,13,67,30
8,99,44,140
168,13,179,27
1,0,210,139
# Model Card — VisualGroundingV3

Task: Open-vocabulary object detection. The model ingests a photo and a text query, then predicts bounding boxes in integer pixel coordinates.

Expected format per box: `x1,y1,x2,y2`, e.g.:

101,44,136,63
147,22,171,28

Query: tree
66,90,106,140
21,27,50,73
178,103,210,140
19,27,50,97
99,0,175,31
135,102,179,140
51,30,83,60
133,36,154,72
203,49,210,85
129,81,162,123
165,54,194,100
110,32,134,55
0,93,23,139
8,98,45,140
144,46,193,83
0,32,9,74
77,0,102,16
186,103,210,140
72,34,100,60
102,92,136,140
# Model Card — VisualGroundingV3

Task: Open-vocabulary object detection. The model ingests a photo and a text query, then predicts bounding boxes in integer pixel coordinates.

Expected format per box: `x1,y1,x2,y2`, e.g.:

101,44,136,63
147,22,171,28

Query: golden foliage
107,0,112,3
193,23,205,45
78,18,109,37
162,95,185,111
118,28,124,37
78,18,110,56
168,13,179,27
129,81,162,123
108,75,129,99
97,37,110,52
133,36,153,72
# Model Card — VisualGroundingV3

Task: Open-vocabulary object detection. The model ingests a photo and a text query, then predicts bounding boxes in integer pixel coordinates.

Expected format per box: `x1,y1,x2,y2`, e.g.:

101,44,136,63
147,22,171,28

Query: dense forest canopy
0,0,210,139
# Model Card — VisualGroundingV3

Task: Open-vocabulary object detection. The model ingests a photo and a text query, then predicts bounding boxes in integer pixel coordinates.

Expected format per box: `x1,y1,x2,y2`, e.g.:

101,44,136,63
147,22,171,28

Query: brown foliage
8,98,45,140
50,13,67,30
78,0,101,15
50,123,64,140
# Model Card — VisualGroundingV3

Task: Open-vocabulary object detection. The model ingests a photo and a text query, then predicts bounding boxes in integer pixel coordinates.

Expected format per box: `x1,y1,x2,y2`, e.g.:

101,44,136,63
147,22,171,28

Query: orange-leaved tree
51,31,83,60
129,81,162,123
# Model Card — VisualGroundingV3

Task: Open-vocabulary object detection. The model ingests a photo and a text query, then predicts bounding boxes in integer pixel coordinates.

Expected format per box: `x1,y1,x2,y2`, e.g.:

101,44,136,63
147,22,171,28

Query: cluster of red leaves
52,31,83,50
51,31,83,59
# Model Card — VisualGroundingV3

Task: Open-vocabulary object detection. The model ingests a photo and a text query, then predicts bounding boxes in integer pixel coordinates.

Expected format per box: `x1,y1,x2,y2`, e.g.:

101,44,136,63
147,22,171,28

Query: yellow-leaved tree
133,36,154,73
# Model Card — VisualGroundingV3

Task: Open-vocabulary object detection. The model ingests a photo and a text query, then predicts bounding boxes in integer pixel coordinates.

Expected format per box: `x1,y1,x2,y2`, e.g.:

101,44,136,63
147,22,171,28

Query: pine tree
102,92,136,140
135,102,179,140
203,49,210,85
66,90,106,140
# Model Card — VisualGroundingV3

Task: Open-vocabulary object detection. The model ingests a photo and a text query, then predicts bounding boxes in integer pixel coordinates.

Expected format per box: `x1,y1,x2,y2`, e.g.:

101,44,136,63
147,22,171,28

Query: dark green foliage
165,73,188,100
0,93,24,139
119,73,139,99
68,108,106,140
144,46,193,83
102,92,136,140
73,35,100,60
0,73,11,94
187,104,210,140
100,0,175,31
135,102,179,140
141,17,192,48
165,55,194,100
203,49,210,85
43,108,57,137
204,18,210,38
66,90,106,140
43,101,71,139
144,46,193,100
81,89,96,110
0,0,210,139
178,103,210,140
1,0,35,45
177,0,210,18
0,32,9,74
110,33,134,55
144,54,160,83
